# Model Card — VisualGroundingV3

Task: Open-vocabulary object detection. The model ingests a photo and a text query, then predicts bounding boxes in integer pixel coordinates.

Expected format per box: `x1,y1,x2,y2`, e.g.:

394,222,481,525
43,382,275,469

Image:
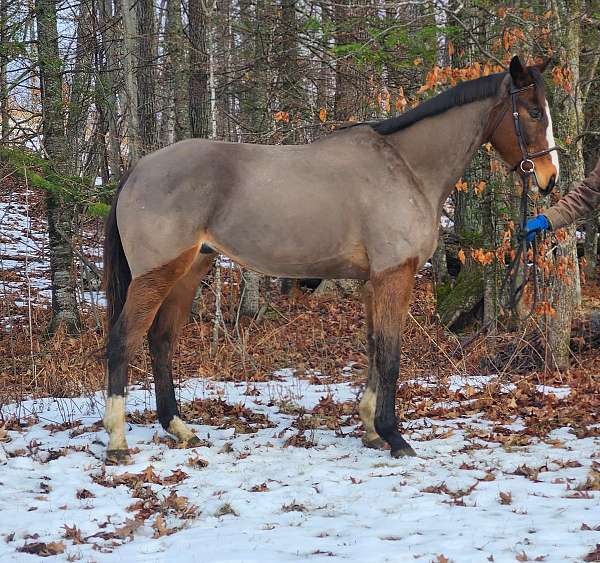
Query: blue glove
525,215,550,242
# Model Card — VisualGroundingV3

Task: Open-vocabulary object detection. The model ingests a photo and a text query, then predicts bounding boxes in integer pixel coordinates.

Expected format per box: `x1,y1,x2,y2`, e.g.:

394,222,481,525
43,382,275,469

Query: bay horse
102,56,559,464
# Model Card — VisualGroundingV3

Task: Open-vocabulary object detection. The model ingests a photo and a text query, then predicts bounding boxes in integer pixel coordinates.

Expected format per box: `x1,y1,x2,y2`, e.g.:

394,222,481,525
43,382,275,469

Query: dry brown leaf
17,541,65,557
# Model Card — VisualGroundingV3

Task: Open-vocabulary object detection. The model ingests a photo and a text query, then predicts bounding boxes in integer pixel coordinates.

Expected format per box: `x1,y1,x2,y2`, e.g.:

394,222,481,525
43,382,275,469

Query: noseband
508,83,558,176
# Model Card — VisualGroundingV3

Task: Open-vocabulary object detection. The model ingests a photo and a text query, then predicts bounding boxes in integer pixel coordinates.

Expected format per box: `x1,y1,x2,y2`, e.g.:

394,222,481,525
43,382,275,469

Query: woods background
1,0,600,404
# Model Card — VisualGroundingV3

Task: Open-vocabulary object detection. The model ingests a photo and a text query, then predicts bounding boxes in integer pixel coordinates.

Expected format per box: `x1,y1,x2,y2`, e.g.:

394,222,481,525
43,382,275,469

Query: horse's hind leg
148,254,215,445
369,257,418,458
104,246,199,464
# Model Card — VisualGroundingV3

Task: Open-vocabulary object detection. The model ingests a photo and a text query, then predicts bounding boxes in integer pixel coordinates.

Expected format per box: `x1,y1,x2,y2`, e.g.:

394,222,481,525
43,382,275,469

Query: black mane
370,72,508,135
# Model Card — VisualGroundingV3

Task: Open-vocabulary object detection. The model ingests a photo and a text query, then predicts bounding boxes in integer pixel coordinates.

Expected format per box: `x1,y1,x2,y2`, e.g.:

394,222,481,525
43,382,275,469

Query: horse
102,56,559,464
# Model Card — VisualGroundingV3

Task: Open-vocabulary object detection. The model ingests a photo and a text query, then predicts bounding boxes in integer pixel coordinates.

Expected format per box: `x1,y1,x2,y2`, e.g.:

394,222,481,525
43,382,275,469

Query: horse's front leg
359,283,386,450
369,258,418,458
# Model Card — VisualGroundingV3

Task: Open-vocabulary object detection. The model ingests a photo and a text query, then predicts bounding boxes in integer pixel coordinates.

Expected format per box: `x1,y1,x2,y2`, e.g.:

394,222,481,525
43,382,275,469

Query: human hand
525,215,550,242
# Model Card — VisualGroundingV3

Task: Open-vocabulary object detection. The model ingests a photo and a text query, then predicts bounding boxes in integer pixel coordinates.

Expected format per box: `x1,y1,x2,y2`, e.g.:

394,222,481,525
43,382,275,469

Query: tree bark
437,151,486,330
188,0,211,139
163,0,189,143
547,0,584,370
333,0,369,123
239,270,261,319
66,0,94,174
0,0,9,143
96,0,122,178
35,0,81,334
136,0,157,155
236,0,272,316
120,0,140,163
583,213,598,282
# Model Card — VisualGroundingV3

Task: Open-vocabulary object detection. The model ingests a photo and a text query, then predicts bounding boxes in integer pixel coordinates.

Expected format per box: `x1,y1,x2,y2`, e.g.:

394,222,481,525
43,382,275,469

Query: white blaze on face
544,100,560,180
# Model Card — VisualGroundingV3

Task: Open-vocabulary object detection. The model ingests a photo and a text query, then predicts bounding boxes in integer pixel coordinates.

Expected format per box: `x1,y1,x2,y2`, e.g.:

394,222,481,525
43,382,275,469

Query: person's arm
544,156,600,230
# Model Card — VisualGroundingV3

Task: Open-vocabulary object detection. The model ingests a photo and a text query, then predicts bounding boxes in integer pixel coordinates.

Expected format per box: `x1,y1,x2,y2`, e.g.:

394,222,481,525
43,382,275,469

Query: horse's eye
529,109,542,120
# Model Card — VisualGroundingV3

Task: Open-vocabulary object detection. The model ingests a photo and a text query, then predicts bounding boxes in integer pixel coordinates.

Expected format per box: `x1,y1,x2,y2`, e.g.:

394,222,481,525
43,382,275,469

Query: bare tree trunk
333,0,369,122
0,0,9,142
188,0,211,138
237,0,271,317
121,0,140,163
216,0,235,140
66,0,94,173
96,0,122,178
239,270,261,319
547,0,584,370
163,0,189,143
35,0,81,334
315,1,332,131
437,152,486,330
584,213,598,282
432,232,450,288
582,81,600,283
136,0,157,155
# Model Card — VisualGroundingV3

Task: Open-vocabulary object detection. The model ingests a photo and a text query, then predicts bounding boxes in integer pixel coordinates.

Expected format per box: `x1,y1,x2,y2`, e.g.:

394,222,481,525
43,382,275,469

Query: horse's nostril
548,175,556,190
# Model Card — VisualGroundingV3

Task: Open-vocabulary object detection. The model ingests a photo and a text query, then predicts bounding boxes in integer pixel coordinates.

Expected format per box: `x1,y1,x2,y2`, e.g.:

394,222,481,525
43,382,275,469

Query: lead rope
499,172,542,322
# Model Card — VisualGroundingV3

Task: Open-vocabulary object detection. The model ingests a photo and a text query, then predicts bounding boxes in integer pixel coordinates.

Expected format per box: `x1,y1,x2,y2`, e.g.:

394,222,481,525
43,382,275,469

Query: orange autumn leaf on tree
535,301,556,317
458,249,466,264
552,66,573,93
447,41,455,57
471,248,494,265
455,178,468,192
395,86,407,112
274,111,289,123
554,228,568,242
318,108,327,123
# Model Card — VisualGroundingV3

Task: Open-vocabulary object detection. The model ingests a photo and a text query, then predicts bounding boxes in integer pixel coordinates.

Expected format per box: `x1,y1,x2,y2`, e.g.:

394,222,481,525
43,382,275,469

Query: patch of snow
536,385,571,399
0,375,597,562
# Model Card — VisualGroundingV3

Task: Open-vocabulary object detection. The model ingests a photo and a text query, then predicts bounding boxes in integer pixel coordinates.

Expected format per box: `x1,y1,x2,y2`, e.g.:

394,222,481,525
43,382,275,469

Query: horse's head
489,55,559,195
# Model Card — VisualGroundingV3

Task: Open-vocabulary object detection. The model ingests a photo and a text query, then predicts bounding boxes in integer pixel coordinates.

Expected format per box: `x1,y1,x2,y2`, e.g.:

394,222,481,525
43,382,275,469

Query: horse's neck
386,97,497,212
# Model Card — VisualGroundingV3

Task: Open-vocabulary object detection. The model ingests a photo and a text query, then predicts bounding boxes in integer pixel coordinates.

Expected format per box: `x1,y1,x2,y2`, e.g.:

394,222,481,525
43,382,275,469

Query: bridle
508,82,559,177
488,81,559,180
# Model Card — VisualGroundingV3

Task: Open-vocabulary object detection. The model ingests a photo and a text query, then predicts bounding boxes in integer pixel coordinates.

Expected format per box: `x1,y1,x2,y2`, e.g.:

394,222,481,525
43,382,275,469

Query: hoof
362,435,387,450
105,449,132,465
182,435,203,448
391,446,417,458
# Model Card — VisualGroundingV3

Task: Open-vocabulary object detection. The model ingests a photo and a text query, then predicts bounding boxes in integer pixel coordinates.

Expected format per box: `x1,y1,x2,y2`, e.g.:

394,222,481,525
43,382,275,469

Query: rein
499,173,540,321
462,81,558,341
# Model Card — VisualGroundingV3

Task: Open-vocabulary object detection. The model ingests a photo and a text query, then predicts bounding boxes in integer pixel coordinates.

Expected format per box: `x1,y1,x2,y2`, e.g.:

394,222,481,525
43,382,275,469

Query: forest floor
0,170,599,562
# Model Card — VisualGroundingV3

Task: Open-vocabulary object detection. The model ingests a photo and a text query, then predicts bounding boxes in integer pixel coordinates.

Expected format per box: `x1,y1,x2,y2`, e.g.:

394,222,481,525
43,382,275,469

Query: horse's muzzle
539,174,556,196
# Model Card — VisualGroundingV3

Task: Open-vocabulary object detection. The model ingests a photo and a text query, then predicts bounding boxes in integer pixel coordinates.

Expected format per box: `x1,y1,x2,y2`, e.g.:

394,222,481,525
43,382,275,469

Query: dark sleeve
545,156,600,230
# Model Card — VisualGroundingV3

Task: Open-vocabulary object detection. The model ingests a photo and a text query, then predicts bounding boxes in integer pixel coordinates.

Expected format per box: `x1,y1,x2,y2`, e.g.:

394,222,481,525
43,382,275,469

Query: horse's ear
535,57,554,74
509,55,527,85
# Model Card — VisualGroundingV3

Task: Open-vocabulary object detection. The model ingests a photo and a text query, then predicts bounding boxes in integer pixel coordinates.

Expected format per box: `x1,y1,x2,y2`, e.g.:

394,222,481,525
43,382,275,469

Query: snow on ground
0,189,106,316
0,371,598,562
0,193,51,305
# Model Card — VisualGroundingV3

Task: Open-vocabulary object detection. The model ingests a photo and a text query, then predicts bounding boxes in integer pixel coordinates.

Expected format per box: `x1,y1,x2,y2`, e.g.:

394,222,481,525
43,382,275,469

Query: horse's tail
104,170,132,331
